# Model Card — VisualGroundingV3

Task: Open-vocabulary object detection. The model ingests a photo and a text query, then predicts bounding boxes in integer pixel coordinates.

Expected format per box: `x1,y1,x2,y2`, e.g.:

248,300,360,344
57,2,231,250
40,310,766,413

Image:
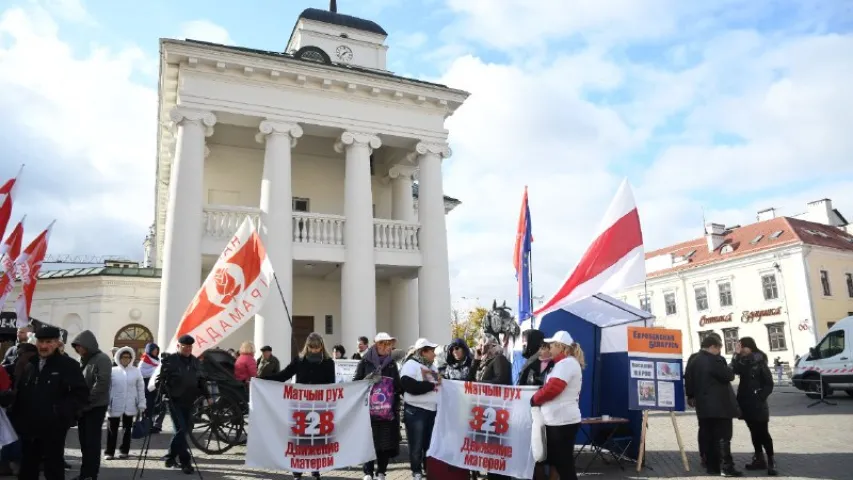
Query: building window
639,295,652,313
695,287,709,311
820,270,831,296
761,274,779,300
718,282,733,307
722,328,739,355
664,292,677,315
324,315,333,335
846,273,853,298
293,197,310,212
766,323,787,351
698,330,716,346
813,329,845,359
828,321,836,329
113,324,154,363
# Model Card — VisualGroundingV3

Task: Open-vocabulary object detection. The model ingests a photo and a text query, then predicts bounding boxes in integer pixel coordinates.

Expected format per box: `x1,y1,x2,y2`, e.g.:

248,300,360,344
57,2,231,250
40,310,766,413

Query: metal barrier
797,374,837,408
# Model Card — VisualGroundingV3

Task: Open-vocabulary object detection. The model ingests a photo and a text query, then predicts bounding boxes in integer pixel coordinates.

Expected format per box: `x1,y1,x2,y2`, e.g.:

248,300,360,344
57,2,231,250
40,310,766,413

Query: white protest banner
427,381,538,478
246,378,375,473
335,360,359,383
168,217,275,355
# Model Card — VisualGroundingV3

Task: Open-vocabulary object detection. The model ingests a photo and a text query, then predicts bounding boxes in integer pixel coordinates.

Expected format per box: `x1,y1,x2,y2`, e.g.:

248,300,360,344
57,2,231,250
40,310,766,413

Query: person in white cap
399,338,441,480
529,331,585,480
353,333,400,480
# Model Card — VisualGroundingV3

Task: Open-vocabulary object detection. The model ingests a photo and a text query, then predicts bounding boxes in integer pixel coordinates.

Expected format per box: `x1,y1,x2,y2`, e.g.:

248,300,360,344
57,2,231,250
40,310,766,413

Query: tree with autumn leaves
450,306,488,348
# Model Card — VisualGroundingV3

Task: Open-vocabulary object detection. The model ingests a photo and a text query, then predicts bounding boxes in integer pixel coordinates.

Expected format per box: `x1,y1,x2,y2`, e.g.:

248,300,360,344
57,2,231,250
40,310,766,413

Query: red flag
14,221,54,327
0,216,25,307
0,165,24,241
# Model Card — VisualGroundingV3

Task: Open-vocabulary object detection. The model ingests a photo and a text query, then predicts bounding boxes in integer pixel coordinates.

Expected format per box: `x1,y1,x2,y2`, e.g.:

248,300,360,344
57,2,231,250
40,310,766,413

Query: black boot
745,453,766,470
767,455,777,476
720,440,743,477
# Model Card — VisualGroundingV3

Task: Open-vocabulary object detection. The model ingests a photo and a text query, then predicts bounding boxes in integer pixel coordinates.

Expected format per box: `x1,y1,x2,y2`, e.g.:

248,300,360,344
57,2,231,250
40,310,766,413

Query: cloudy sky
1,0,851,310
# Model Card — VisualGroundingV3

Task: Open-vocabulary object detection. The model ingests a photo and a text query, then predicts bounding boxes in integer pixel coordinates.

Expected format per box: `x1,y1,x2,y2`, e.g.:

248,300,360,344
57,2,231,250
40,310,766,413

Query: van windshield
812,330,845,360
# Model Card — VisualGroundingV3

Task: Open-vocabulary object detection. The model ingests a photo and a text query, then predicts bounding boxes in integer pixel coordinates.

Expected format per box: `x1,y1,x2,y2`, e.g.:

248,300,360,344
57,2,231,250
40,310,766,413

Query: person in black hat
256,345,280,378
149,334,207,475
11,326,88,480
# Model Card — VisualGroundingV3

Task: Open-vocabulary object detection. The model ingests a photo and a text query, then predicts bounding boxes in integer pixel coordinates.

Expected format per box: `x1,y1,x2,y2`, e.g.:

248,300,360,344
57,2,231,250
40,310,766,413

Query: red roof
646,217,853,278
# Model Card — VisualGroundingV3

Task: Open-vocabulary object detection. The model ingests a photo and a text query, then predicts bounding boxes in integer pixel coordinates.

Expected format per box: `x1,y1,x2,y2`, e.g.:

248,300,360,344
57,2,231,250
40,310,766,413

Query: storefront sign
741,307,782,323
698,313,733,327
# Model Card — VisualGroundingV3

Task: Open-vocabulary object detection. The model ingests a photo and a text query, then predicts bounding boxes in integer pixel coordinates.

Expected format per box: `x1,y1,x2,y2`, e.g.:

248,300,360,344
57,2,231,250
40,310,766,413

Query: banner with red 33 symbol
246,379,375,473
427,380,538,478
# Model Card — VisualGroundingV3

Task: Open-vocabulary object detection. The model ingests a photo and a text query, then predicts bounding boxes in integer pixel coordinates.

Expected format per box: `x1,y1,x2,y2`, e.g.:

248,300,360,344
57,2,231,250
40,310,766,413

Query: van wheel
804,375,828,399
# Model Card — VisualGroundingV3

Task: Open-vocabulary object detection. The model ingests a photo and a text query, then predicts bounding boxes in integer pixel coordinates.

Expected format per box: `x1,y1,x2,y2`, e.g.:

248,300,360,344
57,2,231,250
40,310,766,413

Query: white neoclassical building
150,7,468,359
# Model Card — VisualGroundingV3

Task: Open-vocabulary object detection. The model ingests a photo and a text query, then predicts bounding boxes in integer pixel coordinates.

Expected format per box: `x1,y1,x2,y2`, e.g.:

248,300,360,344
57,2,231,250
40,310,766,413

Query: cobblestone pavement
56,386,851,480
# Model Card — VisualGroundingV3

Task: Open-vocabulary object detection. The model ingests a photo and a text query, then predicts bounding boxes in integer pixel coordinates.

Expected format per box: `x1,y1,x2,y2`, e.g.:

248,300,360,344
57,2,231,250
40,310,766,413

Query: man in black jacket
12,326,88,480
690,334,742,477
684,351,706,467
151,335,206,475
1,325,32,369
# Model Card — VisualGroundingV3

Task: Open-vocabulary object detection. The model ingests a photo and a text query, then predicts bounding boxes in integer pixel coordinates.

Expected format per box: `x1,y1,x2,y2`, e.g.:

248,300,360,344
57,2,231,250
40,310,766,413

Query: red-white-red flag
0,165,24,241
534,179,645,317
14,221,54,327
0,216,25,308
167,217,275,356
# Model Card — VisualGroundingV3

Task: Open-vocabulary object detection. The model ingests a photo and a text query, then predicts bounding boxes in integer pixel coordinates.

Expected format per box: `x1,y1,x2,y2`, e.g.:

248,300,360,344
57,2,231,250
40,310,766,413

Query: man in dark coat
1,325,32,369
151,335,207,474
684,351,706,467
12,326,88,480
690,334,742,477
256,345,281,378
70,330,113,480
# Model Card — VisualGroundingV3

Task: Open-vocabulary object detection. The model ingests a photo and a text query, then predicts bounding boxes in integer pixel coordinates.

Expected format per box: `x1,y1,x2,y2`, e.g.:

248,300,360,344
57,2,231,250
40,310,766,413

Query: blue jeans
403,404,436,475
168,404,194,465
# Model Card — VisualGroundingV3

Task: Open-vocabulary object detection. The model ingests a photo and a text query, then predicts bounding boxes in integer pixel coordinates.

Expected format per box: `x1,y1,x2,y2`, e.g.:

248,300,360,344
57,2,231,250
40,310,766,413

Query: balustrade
374,219,420,251
293,212,346,246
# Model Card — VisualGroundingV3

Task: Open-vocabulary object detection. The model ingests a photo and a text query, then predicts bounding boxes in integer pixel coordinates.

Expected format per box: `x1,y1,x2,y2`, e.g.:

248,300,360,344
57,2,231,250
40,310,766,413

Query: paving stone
59,385,852,479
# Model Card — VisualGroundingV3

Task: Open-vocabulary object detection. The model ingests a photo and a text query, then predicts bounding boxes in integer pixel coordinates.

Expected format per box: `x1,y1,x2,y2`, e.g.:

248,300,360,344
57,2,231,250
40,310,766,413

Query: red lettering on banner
284,442,340,457
324,387,344,403
242,299,255,312
469,406,510,435
228,309,245,323
463,453,507,471
260,277,269,288
251,288,262,299
289,457,335,470
205,327,223,342
283,386,326,402
291,411,335,436
460,438,513,458
219,319,232,332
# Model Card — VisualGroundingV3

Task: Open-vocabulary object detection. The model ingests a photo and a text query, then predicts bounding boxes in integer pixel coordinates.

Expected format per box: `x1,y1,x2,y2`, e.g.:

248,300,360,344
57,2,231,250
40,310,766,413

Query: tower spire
330,0,337,13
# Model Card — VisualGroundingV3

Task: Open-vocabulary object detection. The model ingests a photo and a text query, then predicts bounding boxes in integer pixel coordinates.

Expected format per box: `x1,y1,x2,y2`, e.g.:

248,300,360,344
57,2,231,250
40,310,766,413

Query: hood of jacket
522,330,545,359
71,330,100,358
144,342,160,358
445,338,472,367
114,346,136,367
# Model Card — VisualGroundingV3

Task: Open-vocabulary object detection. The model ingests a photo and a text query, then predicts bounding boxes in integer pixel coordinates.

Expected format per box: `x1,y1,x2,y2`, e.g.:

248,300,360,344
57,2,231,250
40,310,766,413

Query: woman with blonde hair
234,341,258,383
530,331,585,480
268,333,335,479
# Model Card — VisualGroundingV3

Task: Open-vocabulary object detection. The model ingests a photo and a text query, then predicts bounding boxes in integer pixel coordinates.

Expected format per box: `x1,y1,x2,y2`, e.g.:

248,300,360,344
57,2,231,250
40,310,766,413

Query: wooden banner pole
636,410,649,472
670,411,689,471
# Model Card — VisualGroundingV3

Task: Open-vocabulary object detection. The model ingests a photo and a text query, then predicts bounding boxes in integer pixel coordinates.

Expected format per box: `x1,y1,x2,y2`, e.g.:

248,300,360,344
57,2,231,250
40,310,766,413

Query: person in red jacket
234,342,258,383
530,331,585,480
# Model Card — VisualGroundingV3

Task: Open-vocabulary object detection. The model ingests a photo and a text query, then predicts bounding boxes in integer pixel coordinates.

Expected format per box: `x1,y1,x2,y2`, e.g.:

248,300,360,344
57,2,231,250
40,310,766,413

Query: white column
253,120,302,360
415,141,453,345
388,163,420,347
335,131,381,346
157,107,216,347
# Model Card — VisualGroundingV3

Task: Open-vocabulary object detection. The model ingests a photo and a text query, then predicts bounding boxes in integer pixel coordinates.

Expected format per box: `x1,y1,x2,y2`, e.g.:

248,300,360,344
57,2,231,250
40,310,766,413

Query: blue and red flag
513,186,533,323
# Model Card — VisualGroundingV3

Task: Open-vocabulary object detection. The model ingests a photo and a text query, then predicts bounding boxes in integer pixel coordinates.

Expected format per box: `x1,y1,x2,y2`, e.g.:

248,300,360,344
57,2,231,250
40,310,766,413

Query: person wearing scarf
731,337,776,476
353,333,401,480
470,334,512,385
441,338,473,381
400,338,440,480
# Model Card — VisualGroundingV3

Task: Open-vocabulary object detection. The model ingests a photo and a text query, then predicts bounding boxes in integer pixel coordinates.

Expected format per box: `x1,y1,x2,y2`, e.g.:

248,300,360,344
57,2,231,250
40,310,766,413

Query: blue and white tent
511,293,655,458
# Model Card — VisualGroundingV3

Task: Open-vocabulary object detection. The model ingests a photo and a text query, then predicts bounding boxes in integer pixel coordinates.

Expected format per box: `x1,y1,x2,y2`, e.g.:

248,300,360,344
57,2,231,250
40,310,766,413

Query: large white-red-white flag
0,216,25,308
167,217,275,355
0,165,24,241
14,221,54,327
534,179,645,317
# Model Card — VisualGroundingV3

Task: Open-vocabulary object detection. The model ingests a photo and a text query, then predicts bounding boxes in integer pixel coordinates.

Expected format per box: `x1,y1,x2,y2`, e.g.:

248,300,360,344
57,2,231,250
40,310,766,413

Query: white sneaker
412,474,423,480
377,474,386,480
103,454,115,460
363,475,373,480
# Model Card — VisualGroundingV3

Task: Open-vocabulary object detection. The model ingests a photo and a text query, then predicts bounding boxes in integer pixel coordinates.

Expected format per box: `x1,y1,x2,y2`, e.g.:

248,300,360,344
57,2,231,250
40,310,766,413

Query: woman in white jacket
104,347,146,460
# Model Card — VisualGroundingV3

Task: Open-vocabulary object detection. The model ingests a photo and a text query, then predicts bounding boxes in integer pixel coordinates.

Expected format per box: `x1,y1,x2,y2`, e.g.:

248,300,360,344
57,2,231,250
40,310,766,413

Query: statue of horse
483,300,521,350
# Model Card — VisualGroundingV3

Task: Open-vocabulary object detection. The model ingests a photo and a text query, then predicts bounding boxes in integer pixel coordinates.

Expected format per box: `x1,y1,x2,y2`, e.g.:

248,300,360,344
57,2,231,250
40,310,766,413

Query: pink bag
369,376,395,421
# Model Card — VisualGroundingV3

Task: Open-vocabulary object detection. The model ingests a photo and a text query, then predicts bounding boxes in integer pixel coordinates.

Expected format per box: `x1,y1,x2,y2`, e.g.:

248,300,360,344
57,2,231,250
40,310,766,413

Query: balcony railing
374,219,420,251
202,205,420,253
293,212,345,246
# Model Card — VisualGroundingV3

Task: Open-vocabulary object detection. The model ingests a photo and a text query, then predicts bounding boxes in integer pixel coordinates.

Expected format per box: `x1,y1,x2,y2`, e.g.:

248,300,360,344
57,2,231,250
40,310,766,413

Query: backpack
369,376,395,421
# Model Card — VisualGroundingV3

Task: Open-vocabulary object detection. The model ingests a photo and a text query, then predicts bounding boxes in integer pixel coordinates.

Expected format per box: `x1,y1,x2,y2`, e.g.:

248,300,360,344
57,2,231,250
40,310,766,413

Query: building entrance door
291,316,314,356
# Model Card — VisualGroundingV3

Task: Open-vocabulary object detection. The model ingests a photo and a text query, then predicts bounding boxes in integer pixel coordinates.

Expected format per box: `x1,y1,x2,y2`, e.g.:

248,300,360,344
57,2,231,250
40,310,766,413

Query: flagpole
528,249,535,329
272,273,294,329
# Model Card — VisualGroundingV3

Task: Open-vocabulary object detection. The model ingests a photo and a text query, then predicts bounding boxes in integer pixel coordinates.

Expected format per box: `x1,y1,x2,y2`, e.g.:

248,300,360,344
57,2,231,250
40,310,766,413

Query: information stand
626,327,688,473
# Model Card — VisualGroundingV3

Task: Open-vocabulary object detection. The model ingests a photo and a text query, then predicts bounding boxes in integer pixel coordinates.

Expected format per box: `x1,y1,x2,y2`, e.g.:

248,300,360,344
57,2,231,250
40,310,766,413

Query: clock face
335,45,353,63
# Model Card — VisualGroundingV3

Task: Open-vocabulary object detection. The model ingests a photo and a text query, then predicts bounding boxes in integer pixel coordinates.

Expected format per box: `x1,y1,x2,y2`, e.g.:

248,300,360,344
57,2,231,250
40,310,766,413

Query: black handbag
131,415,152,439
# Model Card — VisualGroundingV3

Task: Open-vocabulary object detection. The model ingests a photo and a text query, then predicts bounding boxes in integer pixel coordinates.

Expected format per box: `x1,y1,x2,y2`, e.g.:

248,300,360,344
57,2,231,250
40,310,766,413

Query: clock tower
286,3,389,71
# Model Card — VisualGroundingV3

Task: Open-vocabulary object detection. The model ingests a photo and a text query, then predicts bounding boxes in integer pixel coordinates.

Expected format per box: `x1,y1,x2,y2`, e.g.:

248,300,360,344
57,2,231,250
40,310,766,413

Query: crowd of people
685,333,778,477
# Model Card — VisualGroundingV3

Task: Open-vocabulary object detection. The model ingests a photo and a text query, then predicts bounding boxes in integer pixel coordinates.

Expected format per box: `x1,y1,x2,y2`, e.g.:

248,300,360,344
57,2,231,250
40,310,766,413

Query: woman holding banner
530,331,584,480
353,332,401,480
400,338,441,480
268,333,335,479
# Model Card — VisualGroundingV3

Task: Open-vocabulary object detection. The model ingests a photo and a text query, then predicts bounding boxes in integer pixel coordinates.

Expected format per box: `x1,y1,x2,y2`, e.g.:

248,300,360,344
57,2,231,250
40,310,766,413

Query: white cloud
437,4,853,308
41,0,94,24
0,5,156,256
179,19,233,45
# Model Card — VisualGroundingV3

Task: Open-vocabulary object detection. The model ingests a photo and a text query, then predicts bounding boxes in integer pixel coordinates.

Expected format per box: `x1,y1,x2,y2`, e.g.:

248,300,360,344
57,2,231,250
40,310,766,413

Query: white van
792,316,853,398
